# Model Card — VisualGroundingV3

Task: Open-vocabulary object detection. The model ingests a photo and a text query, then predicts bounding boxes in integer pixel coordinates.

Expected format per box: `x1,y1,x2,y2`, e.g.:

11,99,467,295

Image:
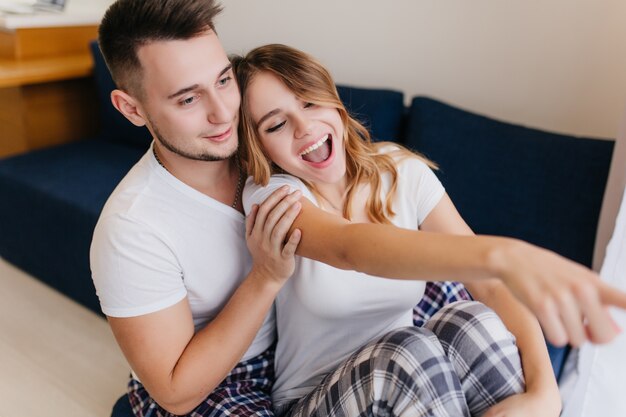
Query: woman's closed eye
266,121,286,133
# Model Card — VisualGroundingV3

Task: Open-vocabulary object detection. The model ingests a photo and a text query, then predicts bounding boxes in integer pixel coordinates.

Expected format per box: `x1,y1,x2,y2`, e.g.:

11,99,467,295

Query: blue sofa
0,43,615,414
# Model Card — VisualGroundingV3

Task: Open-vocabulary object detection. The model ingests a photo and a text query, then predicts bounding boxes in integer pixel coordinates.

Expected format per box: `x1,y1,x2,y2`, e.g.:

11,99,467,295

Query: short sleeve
242,174,315,215
400,157,445,226
90,214,187,317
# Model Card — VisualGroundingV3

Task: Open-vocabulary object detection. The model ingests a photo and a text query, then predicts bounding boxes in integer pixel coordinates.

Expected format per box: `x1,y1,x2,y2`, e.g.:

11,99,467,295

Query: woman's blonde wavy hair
233,44,435,224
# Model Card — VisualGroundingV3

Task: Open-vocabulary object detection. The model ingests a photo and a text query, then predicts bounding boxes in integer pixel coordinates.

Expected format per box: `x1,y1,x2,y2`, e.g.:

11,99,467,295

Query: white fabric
243,149,445,405
560,187,626,417
90,144,275,361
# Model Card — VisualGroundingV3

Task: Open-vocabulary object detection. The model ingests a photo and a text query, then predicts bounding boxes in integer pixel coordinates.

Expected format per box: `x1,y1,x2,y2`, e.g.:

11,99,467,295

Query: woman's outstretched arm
266,193,626,346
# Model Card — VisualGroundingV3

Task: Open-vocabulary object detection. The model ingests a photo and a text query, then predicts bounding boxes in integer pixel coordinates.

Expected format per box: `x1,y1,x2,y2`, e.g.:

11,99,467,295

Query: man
91,0,301,415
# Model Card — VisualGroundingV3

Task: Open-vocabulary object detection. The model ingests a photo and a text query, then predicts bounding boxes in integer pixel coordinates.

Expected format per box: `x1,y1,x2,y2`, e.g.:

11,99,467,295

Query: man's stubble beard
150,117,238,162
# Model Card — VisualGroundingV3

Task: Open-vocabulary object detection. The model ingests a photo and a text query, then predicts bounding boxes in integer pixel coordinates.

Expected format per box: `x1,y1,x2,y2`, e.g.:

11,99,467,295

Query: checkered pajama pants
127,347,275,417
126,282,522,417
276,300,525,417
414,281,473,327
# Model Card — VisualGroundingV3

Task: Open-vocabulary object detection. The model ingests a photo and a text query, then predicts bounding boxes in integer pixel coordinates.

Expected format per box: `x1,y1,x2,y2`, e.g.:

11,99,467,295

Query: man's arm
105,187,301,415
108,269,280,414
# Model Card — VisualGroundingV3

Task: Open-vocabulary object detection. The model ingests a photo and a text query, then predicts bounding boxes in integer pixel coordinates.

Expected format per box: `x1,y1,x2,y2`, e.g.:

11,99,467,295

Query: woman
233,44,623,417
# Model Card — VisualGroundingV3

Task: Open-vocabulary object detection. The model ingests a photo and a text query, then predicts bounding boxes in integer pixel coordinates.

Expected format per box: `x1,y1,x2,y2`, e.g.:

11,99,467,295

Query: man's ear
110,89,147,127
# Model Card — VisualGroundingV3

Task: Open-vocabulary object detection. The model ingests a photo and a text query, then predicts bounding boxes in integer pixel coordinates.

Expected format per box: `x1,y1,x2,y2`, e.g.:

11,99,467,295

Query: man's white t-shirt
90,144,275,363
243,148,445,406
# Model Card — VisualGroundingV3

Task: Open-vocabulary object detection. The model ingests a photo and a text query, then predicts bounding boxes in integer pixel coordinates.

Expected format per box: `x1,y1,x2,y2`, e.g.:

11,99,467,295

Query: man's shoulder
99,153,172,220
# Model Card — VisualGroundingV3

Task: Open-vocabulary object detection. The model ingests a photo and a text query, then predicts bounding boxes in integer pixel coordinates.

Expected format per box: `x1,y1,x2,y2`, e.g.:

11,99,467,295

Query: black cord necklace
152,146,243,209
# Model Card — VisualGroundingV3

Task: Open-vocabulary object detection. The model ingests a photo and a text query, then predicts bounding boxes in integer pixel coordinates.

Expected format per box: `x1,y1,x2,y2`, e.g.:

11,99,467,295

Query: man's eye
180,96,197,106
218,76,232,86
266,121,286,133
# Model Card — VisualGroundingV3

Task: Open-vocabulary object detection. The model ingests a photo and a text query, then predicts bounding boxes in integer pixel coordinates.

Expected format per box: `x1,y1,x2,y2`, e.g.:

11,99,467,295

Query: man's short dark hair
98,0,222,96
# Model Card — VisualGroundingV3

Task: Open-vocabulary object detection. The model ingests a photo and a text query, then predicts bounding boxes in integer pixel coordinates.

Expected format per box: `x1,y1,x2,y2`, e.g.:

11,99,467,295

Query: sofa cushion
0,140,146,314
336,85,405,142
90,42,152,149
111,394,132,417
407,96,614,268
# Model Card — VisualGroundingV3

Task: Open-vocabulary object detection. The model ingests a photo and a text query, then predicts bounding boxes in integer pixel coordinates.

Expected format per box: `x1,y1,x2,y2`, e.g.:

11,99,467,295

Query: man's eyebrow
257,109,281,128
166,64,233,100
167,84,200,100
219,64,233,78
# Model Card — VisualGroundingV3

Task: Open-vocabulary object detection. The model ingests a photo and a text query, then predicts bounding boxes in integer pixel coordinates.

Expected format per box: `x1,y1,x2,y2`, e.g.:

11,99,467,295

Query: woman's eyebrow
257,109,281,127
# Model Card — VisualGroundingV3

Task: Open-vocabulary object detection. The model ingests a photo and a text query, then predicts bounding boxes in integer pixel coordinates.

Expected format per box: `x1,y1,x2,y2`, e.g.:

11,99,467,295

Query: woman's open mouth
299,134,333,164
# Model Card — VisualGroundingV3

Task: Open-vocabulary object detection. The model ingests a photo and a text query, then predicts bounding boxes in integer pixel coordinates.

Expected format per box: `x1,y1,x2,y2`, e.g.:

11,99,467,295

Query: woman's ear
110,89,147,127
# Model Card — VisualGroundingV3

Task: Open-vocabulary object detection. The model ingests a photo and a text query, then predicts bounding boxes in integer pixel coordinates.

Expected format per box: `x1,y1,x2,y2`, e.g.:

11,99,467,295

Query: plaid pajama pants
276,300,525,417
414,281,473,327
125,281,507,417
127,347,275,417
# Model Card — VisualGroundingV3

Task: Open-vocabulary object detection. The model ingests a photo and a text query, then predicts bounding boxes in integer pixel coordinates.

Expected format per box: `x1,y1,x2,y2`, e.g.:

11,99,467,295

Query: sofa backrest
336,85,406,142
406,96,615,269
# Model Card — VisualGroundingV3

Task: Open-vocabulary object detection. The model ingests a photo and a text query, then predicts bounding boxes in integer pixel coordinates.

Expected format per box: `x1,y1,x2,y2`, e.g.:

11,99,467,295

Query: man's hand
246,185,302,285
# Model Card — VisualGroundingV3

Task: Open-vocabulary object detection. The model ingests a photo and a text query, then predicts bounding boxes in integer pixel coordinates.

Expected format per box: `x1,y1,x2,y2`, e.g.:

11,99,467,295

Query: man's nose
205,93,232,125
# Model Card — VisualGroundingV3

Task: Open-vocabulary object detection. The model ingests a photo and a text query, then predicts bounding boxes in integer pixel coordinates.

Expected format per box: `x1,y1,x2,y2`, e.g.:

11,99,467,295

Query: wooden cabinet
0,25,99,158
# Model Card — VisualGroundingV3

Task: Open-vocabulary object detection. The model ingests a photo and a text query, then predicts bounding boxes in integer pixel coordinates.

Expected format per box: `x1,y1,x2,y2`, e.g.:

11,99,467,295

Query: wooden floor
0,258,129,417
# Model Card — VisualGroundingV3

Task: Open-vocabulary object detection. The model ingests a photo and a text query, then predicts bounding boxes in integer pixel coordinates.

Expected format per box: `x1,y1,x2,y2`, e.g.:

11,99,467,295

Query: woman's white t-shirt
243,150,445,406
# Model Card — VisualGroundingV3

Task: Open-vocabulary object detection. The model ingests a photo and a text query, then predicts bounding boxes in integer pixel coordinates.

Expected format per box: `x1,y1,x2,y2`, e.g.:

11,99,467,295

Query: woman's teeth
300,134,330,157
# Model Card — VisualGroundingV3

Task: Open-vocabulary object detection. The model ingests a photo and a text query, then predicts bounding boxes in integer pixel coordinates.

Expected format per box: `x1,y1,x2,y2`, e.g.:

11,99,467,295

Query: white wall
218,0,626,139
217,0,626,270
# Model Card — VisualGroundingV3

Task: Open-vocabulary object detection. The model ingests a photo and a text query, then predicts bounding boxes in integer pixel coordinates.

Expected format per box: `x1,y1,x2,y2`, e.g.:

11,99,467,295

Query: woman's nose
294,114,312,139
